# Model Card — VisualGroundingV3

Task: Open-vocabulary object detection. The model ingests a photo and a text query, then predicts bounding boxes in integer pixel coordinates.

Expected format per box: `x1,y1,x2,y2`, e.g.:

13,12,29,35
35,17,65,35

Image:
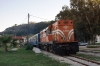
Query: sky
0,0,70,32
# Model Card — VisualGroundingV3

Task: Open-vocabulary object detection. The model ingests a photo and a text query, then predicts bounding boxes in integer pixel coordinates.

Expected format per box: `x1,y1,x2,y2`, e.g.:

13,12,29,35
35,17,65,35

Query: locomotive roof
40,19,73,33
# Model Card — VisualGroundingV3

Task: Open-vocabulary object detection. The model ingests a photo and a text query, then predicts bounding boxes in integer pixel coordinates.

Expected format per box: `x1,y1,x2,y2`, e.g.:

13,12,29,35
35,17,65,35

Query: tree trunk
91,35,96,45
4,44,8,52
89,35,96,45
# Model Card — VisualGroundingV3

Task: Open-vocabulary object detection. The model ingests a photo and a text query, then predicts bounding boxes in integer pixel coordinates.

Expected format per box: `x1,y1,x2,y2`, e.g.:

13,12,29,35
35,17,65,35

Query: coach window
58,22,60,24
33,38,35,41
47,30,49,35
35,36,37,40
49,30,51,34
45,30,48,36
48,29,51,34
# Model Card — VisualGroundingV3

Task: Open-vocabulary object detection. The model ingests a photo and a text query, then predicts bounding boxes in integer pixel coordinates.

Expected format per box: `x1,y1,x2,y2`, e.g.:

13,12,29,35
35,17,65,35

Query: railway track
42,50,100,66
79,50,100,57
65,55,100,66
80,50,100,53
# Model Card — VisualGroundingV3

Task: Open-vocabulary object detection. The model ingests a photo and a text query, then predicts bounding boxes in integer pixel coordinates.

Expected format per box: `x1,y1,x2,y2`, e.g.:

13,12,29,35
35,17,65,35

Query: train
28,19,79,55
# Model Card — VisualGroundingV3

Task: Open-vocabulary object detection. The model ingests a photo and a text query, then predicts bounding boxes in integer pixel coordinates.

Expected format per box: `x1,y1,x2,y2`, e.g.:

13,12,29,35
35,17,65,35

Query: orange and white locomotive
39,19,79,55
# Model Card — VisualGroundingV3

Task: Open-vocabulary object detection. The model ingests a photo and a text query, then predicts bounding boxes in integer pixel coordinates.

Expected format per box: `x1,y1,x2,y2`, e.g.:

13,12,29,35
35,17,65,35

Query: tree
55,5,72,20
56,0,100,44
0,35,12,52
70,0,100,44
11,38,18,48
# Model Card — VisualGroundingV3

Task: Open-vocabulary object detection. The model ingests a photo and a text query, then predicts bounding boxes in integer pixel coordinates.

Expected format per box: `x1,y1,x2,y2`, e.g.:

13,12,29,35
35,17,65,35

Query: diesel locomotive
28,19,79,55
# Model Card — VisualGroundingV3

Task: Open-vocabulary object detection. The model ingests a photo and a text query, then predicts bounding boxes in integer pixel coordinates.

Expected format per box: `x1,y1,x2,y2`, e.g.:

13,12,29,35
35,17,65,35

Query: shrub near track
0,48,70,66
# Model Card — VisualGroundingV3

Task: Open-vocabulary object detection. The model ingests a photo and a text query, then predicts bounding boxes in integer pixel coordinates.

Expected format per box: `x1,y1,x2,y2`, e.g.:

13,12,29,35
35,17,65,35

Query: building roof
12,36,25,40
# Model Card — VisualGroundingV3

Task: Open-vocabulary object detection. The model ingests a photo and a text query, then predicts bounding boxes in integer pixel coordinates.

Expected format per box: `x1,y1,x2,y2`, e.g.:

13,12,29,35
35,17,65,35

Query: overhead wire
20,15,28,24
30,15,50,21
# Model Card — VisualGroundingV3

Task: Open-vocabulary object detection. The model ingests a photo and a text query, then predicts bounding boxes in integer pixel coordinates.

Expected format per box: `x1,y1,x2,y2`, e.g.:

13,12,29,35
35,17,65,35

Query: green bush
25,44,33,50
95,43,100,45
11,39,18,48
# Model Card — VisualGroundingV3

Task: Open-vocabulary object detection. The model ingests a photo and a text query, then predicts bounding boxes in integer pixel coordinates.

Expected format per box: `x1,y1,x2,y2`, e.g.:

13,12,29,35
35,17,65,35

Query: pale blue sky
0,0,70,32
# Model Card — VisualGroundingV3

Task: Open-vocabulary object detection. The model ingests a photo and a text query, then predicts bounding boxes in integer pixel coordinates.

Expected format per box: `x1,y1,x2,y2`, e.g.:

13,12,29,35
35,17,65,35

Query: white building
96,35,100,43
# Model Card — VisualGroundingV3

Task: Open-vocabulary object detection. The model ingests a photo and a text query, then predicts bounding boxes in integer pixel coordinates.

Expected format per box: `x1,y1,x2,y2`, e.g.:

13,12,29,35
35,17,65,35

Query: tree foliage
56,0,100,44
11,38,18,48
56,5,72,20
0,35,12,52
70,0,100,44
1,21,55,36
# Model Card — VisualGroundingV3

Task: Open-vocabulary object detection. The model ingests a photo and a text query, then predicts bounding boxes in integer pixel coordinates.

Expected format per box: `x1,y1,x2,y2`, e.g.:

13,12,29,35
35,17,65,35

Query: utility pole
27,13,30,44
15,24,17,38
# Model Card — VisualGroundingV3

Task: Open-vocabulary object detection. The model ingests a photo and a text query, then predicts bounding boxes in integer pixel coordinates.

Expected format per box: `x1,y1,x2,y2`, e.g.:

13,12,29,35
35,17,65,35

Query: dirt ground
79,46,100,51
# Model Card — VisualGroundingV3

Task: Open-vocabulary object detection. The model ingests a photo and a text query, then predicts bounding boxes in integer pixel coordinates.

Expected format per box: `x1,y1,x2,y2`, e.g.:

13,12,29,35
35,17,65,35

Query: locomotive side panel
46,34,53,42
40,29,46,43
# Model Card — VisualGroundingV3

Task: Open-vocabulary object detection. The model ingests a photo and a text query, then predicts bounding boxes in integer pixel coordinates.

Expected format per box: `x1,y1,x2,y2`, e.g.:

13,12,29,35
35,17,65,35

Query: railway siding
76,53,100,62
66,56,100,66
78,50,100,57
42,50,100,66
42,51,84,66
70,55,100,65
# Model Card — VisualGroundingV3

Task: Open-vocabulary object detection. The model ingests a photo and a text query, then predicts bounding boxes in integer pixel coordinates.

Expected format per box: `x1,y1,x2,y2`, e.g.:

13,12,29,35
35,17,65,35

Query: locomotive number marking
63,30,69,32
63,26,69,29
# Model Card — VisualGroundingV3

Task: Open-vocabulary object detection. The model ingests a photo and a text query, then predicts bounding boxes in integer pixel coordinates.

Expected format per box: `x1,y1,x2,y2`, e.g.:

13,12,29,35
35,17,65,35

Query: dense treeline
1,21,55,36
56,0,100,44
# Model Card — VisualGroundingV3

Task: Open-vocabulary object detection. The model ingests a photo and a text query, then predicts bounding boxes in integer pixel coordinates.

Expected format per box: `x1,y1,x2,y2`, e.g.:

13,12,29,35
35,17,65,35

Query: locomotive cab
52,20,75,43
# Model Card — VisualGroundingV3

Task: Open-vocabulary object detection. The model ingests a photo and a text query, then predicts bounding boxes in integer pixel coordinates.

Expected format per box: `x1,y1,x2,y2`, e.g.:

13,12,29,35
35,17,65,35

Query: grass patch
92,50,100,52
0,48,70,66
76,53,100,62
86,45,100,48
95,43,100,45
